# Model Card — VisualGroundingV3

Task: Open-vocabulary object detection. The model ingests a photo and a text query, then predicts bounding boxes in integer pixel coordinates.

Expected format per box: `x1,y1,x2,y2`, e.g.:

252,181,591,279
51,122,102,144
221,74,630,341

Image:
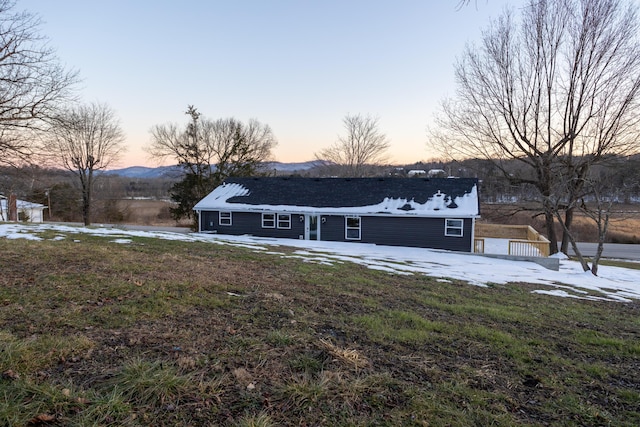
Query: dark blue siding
200,210,304,239
359,216,472,251
318,215,472,251
200,210,473,252
318,215,345,241
201,211,218,232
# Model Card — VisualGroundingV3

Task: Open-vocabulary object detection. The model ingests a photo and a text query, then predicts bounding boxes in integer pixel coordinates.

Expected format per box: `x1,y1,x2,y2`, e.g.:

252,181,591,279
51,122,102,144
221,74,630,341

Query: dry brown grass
1,231,640,426
318,338,370,370
114,199,191,227
481,203,640,243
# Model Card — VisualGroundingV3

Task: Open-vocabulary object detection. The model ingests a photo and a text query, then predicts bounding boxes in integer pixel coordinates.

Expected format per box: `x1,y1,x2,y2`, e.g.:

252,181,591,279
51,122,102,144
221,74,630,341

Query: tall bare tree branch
431,0,640,254
0,0,78,166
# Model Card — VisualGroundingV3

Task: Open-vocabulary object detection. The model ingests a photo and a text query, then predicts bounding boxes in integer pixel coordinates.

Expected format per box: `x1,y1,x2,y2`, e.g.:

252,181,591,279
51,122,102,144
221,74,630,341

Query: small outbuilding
193,177,480,252
0,195,48,223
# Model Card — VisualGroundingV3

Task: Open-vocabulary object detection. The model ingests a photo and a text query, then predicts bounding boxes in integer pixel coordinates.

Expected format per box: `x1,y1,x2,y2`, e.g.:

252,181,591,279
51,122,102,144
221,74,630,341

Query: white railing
508,239,550,257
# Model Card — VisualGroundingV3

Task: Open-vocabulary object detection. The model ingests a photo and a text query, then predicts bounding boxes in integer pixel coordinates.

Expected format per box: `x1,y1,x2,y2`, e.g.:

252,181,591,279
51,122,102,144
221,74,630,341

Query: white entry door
305,215,320,240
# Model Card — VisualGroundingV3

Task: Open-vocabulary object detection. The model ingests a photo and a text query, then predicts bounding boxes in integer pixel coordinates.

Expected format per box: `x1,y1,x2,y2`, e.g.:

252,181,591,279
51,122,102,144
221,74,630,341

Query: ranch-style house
193,177,480,252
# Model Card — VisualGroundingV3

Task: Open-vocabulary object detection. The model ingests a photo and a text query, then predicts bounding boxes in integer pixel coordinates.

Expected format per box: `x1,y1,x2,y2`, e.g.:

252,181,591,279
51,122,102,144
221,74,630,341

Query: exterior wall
318,215,347,242
320,215,473,252
200,209,474,252
20,207,45,223
200,210,304,239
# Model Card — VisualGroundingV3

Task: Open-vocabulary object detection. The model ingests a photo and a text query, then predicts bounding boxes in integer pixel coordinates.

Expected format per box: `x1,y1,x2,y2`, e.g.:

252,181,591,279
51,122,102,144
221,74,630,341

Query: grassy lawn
1,232,639,426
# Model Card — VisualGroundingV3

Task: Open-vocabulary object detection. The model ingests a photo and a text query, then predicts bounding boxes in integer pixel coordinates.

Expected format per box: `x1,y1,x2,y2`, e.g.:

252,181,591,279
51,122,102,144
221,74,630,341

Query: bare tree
147,107,277,223
550,164,625,275
431,0,640,255
316,114,391,177
0,0,78,166
49,102,125,225
456,0,482,9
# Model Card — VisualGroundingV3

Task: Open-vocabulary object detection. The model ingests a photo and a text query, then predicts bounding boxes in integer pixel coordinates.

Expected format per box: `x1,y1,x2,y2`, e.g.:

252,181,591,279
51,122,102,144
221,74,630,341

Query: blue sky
21,0,517,167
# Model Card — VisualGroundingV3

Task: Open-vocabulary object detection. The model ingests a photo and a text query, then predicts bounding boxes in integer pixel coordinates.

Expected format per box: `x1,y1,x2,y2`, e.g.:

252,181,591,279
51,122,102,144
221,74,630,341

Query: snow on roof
193,178,480,217
0,199,47,210
407,169,426,175
195,183,249,207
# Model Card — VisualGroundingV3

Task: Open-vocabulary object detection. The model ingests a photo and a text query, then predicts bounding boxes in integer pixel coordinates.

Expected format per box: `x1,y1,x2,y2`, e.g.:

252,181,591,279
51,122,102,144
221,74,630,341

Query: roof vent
448,201,458,209
398,203,414,211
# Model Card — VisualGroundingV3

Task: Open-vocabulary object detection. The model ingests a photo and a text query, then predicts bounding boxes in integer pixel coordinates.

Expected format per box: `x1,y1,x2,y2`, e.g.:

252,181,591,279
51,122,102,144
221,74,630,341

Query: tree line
0,165,177,223
6,152,639,223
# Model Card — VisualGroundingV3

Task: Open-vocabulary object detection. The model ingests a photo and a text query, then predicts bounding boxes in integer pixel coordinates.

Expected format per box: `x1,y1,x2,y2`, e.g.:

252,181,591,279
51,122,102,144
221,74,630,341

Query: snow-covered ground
2,222,640,303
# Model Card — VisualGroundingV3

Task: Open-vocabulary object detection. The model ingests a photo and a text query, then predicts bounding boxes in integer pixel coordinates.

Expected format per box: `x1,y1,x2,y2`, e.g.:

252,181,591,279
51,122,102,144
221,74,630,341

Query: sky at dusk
21,0,519,168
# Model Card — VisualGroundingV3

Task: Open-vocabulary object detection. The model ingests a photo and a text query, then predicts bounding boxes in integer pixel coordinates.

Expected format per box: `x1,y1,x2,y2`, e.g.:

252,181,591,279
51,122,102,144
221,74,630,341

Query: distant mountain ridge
104,161,323,178
102,165,183,179
263,160,325,172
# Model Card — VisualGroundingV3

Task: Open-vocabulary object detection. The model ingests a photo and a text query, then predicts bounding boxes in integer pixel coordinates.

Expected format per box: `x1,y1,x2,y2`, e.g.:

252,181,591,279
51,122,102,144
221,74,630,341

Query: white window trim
277,213,291,229
445,218,464,237
262,213,275,228
345,216,361,240
219,211,232,226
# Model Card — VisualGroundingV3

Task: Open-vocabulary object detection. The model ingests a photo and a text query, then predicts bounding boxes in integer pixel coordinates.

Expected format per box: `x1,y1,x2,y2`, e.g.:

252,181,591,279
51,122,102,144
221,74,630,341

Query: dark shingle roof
217,177,479,213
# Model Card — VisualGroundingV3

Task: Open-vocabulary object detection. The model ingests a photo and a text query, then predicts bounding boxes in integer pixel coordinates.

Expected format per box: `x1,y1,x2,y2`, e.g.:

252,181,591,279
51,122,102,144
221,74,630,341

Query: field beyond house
1,231,639,426
112,199,190,227
481,203,640,244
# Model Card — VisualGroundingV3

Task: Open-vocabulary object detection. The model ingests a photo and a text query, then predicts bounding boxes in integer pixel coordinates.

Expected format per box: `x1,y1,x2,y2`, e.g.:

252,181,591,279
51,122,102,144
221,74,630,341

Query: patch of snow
530,289,614,302
0,223,43,240
2,223,640,303
532,290,585,299
7,232,42,241
483,238,509,255
226,292,244,297
111,239,133,244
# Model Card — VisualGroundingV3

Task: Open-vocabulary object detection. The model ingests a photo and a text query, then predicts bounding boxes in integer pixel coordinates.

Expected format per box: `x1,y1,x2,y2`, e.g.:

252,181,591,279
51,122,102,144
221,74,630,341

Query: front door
305,215,320,240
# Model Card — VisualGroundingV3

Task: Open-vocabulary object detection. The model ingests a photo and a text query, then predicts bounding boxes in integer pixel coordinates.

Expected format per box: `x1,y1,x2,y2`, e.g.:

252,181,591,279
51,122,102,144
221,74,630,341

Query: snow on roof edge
193,182,480,217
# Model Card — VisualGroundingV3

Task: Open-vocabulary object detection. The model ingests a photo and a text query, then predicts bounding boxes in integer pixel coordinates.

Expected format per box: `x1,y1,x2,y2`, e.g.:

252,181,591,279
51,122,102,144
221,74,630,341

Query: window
262,213,275,228
277,213,291,229
219,211,232,226
445,219,463,237
345,216,361,240
262,213,291,229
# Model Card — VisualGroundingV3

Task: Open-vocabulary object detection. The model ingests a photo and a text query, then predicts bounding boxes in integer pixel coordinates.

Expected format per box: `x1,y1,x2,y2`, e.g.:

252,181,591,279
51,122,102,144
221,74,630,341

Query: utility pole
45,190,52,220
